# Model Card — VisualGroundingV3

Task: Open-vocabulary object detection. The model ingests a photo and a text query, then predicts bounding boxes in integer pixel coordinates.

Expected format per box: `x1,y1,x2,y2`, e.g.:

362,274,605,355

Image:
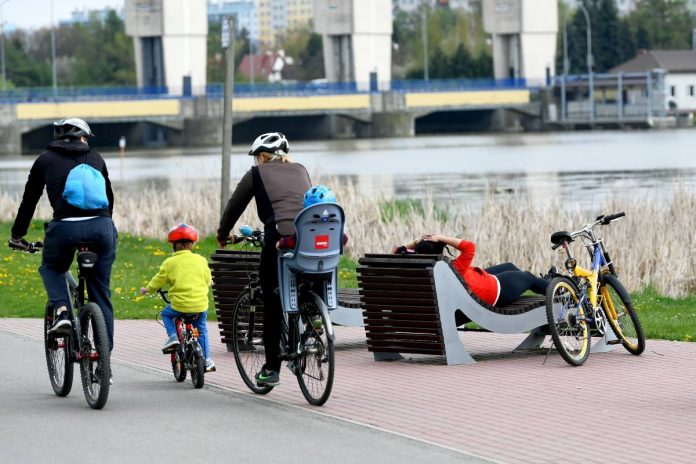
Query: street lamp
422,0,429,82
562,3,594,121
0,0,11,92
51,0,57,98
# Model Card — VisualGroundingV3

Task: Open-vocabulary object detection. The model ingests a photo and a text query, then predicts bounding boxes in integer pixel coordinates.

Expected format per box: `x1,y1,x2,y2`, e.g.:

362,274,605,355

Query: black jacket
11,140,114,238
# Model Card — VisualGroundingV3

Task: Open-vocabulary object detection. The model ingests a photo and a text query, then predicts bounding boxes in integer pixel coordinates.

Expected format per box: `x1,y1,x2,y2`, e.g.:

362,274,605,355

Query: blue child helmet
303,185,336,207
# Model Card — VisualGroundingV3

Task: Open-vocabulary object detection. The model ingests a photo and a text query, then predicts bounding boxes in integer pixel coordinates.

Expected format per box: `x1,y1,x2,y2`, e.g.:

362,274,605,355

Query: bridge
0,80,537,155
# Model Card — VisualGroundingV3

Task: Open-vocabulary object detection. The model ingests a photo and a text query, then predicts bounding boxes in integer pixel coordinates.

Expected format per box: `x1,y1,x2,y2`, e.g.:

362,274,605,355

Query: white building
482,0,558,84
611,50,696,113
314,0,392,90
124,0,208,95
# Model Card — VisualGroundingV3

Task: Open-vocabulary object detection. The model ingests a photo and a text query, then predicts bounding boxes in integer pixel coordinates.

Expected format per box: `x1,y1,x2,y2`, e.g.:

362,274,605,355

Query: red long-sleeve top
451,240,500,305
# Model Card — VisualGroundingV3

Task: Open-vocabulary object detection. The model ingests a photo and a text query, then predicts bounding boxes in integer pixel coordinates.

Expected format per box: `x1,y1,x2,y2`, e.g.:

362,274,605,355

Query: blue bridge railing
0,78,530,104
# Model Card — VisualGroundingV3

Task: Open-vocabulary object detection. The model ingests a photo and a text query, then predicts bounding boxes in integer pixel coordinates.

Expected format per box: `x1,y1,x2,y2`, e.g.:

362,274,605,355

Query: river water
1,129,695,210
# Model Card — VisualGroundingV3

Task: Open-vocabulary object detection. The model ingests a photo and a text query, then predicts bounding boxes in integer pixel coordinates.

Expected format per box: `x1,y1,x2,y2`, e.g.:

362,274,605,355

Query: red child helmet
168,223,199,243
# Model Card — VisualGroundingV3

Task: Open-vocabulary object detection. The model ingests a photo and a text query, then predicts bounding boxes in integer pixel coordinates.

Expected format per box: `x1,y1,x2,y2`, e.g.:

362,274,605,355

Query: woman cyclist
217,132,311,387
9,118,117,353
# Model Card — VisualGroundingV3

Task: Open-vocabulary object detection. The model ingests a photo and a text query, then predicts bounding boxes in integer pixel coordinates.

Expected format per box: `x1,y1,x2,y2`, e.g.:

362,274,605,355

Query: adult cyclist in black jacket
217,132,311,387
9,118,118,353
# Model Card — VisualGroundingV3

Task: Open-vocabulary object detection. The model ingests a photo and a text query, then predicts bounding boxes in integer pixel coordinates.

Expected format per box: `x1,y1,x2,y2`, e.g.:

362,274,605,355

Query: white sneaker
205,358,216,372
161,335,179,353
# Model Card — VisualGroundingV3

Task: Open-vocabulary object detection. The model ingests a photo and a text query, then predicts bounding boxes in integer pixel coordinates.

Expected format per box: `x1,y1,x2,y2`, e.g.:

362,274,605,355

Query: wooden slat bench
357,253,615,365
210,249,363,352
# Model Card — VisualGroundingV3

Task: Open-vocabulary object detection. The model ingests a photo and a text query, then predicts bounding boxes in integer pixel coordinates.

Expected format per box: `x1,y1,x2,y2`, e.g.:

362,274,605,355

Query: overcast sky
1,0,124,30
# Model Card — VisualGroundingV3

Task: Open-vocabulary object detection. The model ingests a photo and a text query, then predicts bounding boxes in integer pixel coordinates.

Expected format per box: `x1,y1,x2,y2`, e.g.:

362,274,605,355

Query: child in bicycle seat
139,224,215,372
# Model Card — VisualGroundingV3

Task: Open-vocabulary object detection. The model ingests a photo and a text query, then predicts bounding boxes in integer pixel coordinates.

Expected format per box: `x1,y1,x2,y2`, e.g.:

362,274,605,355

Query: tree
392,5,493,79
628,0,692,50
594,0,620,72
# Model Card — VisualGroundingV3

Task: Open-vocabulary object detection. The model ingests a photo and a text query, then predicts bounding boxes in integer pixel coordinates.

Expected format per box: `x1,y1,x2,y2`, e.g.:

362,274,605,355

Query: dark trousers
485,262,549,307
39,217,117,350
259,241,283,372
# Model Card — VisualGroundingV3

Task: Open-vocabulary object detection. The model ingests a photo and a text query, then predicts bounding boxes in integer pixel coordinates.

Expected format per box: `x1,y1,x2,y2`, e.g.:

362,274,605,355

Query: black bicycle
157,290,206,389
230,207,343,407
10,239,111,409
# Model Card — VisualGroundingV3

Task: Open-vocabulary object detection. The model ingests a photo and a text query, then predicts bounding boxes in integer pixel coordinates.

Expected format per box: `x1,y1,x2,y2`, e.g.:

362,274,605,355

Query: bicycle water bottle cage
551,231,573,245
278,203,345,312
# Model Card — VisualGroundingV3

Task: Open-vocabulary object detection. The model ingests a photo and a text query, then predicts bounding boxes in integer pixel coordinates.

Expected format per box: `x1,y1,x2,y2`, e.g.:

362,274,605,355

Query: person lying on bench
394,233,555,307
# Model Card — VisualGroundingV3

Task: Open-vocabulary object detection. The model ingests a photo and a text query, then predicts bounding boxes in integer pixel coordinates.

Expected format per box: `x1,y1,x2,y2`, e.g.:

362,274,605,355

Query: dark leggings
484,263,549,307
259,238,283,372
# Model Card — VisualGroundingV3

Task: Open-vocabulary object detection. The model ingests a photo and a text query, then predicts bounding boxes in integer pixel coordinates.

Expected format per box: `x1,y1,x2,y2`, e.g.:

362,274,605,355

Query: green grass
0,221,358,321
632,288,696,342
1,221,693,343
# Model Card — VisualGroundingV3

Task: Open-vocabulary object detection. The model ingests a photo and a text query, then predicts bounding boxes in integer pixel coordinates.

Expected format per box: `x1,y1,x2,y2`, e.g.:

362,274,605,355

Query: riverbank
0,220,693,342
2,178,696,296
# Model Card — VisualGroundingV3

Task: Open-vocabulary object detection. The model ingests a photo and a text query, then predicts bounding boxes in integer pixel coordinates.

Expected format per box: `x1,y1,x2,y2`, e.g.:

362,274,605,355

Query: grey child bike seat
277,203,345,313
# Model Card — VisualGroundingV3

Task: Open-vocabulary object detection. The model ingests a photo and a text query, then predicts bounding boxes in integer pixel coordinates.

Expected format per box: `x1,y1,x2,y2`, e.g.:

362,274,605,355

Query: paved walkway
1,318,694,464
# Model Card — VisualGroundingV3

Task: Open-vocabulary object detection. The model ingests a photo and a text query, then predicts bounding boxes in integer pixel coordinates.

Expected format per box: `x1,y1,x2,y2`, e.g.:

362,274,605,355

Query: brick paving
2,317,694,464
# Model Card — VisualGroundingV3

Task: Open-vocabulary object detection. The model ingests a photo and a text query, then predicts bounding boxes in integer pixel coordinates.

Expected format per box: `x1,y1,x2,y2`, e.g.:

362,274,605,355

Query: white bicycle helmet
53,118,94,140
248,132,289,157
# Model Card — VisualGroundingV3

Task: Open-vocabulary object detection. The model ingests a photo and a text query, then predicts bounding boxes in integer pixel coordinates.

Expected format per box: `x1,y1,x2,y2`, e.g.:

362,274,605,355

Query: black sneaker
541,266,559,280
255,369,279,387
48,309,71,336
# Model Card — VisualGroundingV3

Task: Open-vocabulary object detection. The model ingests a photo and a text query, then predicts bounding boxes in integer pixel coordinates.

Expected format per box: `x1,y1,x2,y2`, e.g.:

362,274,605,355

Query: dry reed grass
1,180,694,298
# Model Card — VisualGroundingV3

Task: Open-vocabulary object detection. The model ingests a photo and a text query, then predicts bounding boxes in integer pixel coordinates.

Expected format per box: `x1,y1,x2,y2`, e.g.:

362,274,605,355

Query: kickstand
542,344,554,365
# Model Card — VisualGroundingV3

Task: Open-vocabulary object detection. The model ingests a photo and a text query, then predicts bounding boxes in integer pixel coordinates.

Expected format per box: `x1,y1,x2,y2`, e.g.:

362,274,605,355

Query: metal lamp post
0,0,11,92
51,0,57,98
562,3,594,122
422,0,429,82
577,2,594,121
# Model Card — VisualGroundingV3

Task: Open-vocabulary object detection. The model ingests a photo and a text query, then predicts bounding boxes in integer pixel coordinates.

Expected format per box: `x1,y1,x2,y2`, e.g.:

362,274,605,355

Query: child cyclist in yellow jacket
140,224,215,372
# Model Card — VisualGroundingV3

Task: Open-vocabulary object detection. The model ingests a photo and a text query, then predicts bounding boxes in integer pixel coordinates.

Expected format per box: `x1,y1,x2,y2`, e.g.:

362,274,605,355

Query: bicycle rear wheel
546,277,590,366
44,306,73,397
601,274,646,355
78,303,111,409
232,290,273,394
190,342,205,389
295,292,334,406
172,347,187,382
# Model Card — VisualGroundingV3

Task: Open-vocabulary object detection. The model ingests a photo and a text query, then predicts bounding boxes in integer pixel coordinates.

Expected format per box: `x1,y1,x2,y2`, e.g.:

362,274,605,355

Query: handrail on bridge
1,78,531,104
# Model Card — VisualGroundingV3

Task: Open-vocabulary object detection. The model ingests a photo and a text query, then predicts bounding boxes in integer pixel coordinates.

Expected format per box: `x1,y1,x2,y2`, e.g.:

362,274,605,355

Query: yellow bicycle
546,212,646,366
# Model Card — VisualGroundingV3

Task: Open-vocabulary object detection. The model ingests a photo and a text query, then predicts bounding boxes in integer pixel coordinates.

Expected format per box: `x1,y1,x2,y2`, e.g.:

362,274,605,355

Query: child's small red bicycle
158,290,205,389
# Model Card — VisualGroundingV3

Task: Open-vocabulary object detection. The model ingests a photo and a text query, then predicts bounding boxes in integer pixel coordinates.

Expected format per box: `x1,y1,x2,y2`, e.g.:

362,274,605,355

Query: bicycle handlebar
157,289,170,304
571,211,626,238
8,239,43,254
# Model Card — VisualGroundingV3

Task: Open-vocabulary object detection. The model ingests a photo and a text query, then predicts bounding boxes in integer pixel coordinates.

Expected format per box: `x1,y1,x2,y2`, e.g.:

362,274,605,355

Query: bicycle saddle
550,231,573,245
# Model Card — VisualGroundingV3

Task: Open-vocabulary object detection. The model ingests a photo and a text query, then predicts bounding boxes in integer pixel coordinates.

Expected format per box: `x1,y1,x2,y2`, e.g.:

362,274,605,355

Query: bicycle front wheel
295,292,334,406
190,343,205,389
44,306,73,397
601,274,646,355
78,303,111,409
546,277,591,366
232,290,273,394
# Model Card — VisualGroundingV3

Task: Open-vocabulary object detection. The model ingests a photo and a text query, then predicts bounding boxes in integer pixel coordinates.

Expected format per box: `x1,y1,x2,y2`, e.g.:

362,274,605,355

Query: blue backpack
62,163,108,210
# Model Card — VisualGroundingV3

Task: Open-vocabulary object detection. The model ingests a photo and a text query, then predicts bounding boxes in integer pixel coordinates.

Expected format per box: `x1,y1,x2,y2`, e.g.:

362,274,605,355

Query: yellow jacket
145,250,212,313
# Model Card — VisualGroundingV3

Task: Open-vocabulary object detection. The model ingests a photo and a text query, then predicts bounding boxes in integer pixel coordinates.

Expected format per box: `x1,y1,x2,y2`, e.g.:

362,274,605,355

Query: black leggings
484,263,549,307
259,241,283,372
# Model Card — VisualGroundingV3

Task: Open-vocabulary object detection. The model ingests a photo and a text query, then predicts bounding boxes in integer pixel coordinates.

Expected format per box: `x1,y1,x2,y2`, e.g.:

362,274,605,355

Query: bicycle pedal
607,339,622,345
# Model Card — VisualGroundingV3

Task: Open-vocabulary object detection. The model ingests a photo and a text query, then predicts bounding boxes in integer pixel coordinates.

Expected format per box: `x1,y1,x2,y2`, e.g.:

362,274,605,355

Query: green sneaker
255,369,279,387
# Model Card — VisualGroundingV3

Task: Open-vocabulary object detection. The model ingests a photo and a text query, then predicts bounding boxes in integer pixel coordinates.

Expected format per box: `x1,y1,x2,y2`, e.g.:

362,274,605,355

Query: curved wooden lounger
357,254,614,365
